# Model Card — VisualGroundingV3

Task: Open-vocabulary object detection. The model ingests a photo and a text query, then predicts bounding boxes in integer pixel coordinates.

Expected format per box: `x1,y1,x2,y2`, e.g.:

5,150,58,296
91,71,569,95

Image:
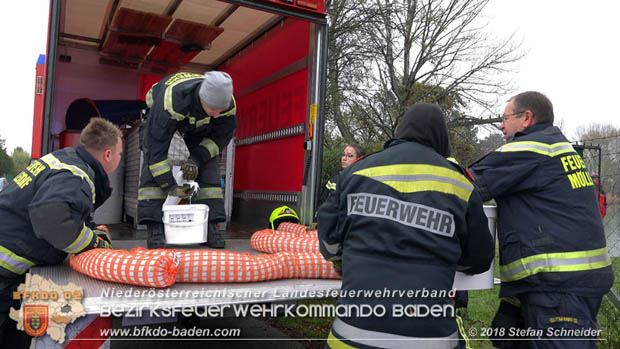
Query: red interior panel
234,135,305,191
222,18,309,92
235,69,308,139
223,18,311,192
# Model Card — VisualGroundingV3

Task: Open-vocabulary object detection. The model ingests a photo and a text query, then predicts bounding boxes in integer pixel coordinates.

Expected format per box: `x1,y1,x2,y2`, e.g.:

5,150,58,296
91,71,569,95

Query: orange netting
69,223,338,287
69,248,178,288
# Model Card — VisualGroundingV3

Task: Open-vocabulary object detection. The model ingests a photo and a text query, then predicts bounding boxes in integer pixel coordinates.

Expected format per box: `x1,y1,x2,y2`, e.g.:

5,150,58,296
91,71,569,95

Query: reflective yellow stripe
146,87,154,108
325,181,336,191
196,187,223,200
354,164,473,202
455,313,471,349
331,317,458,348
218,96,236,117
40,154,96,204
164,75,203,121
327,331,355,349
138,187,166,200
196,117,211,128
200,138,219,158
64,223,95,254
0,245,35,274
500,247,611,282
497,141,575,157
148,159,171,177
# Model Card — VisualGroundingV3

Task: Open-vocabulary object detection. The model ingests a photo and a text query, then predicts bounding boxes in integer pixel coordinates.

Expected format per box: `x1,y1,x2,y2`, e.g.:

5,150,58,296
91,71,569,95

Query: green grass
267,256,620,349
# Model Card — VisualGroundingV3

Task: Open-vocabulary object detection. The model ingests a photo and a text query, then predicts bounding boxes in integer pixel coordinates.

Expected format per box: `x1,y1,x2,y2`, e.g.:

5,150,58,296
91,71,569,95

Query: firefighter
317,144,365,210
469,91,614,348
138,71,236,249
0,118,121,348
318,103,494,348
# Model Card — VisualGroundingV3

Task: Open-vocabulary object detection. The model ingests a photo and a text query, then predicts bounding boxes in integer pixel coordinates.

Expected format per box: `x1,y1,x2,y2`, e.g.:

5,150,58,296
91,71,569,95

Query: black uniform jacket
0,145,111,275
469,123,614,297
318,138,494,341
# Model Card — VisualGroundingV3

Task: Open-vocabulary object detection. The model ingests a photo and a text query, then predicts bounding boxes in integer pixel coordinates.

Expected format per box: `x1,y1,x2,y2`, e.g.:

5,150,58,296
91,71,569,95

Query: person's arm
457,187,494,275
317,174,345,276
190,98,237,164
28,174,110,254
468,150,543,201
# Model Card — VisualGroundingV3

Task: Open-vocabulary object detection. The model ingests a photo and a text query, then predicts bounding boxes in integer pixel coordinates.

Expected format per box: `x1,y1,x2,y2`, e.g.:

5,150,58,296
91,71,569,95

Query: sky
0,0,619,155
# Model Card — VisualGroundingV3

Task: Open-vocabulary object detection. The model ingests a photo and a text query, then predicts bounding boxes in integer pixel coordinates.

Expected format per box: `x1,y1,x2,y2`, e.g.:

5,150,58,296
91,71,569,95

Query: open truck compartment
32,0,328,228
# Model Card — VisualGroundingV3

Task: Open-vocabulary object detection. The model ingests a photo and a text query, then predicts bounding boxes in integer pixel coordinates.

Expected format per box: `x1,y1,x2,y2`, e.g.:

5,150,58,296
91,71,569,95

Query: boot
202,223,225,249
146,222,166,249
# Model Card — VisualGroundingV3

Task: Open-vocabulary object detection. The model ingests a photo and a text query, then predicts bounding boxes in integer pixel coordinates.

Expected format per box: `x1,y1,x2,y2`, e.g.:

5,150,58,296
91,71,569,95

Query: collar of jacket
76,144,112,209
507,122,554,142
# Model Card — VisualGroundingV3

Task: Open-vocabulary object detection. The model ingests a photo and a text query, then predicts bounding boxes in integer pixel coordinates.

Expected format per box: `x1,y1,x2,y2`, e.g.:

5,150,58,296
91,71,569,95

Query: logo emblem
24,305,48,336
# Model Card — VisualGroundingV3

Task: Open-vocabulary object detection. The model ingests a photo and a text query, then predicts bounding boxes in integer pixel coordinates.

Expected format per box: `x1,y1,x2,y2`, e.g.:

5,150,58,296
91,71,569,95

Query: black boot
146,222,166,249
202,223,225,249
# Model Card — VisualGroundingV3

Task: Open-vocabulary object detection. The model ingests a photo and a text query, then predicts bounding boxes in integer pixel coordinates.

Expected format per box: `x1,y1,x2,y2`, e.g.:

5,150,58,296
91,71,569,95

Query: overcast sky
0,0,619,155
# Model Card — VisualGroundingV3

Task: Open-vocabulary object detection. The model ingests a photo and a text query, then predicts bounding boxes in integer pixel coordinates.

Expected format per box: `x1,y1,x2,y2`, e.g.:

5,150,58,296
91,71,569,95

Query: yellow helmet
269,206,300,230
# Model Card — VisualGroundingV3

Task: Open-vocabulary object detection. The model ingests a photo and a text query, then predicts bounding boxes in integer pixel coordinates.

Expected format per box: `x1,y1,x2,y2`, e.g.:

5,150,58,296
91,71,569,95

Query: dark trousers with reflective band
491,292,601,349
0,271,31,349
138,155,225,224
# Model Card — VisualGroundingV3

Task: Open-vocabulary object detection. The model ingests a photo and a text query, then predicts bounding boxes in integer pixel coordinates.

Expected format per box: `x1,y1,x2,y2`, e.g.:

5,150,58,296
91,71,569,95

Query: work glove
93,235,112,249
331,261,342,277
307,222,318,231
94,225,113,248
181,158,199,181
166,183,195,199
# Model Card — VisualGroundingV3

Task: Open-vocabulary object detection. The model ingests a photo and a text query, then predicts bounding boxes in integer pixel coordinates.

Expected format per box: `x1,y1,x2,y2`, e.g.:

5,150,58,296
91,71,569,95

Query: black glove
167,184,194,199
93,226,113,249
93,235,112,249
181,158,199,181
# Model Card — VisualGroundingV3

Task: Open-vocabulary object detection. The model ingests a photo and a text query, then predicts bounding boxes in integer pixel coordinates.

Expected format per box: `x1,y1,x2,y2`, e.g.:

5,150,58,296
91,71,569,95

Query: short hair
346,144,366,158
510,91,554,124
79,118,122,152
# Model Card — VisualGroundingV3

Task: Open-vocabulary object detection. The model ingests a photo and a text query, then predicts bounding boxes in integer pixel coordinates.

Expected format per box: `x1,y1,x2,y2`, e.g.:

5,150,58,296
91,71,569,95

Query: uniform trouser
138,155,225,224
0,271,31,348
491,292,602,349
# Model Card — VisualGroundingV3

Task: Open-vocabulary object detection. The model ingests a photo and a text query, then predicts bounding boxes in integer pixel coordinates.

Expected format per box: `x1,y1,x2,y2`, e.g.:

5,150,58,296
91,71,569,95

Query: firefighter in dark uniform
469,91,614,348
0,118,121,348
318,103,494,348
138,71,236,249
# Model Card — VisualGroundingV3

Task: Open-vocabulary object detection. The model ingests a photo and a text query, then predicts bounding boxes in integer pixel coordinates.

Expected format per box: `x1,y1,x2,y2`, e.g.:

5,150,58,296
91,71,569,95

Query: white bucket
452,205,497,290
162,204,209,245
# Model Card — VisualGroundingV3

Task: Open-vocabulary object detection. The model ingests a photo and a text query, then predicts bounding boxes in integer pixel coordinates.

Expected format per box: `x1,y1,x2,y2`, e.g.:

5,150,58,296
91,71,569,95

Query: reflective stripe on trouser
0,245,35,275
138,158,166,224
194,157,225,223
328,317,458,349
138,155,225,224
499,247,611,282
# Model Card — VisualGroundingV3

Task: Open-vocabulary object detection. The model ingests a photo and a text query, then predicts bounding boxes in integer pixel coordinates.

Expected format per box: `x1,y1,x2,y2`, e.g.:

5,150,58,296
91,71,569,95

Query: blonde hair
79,118,122,152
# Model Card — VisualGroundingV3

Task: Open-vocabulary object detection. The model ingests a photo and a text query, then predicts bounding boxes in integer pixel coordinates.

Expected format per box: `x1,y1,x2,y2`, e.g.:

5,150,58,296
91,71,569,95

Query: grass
266,255,620,349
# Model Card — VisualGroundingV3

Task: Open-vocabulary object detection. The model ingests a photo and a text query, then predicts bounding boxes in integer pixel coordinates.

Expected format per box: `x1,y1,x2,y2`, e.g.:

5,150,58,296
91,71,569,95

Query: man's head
199,71,233,117
79,118,123,174
500,91,554,139
394,103,451,157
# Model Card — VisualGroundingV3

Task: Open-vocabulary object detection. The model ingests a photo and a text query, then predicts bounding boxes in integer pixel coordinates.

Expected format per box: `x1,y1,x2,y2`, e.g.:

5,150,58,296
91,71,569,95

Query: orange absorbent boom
68,223,337,287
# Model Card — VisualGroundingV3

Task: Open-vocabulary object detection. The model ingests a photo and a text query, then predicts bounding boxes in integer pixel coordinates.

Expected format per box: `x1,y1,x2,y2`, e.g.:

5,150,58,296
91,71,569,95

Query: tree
0,137,15,178
325,0,522,145
11,147,31,176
